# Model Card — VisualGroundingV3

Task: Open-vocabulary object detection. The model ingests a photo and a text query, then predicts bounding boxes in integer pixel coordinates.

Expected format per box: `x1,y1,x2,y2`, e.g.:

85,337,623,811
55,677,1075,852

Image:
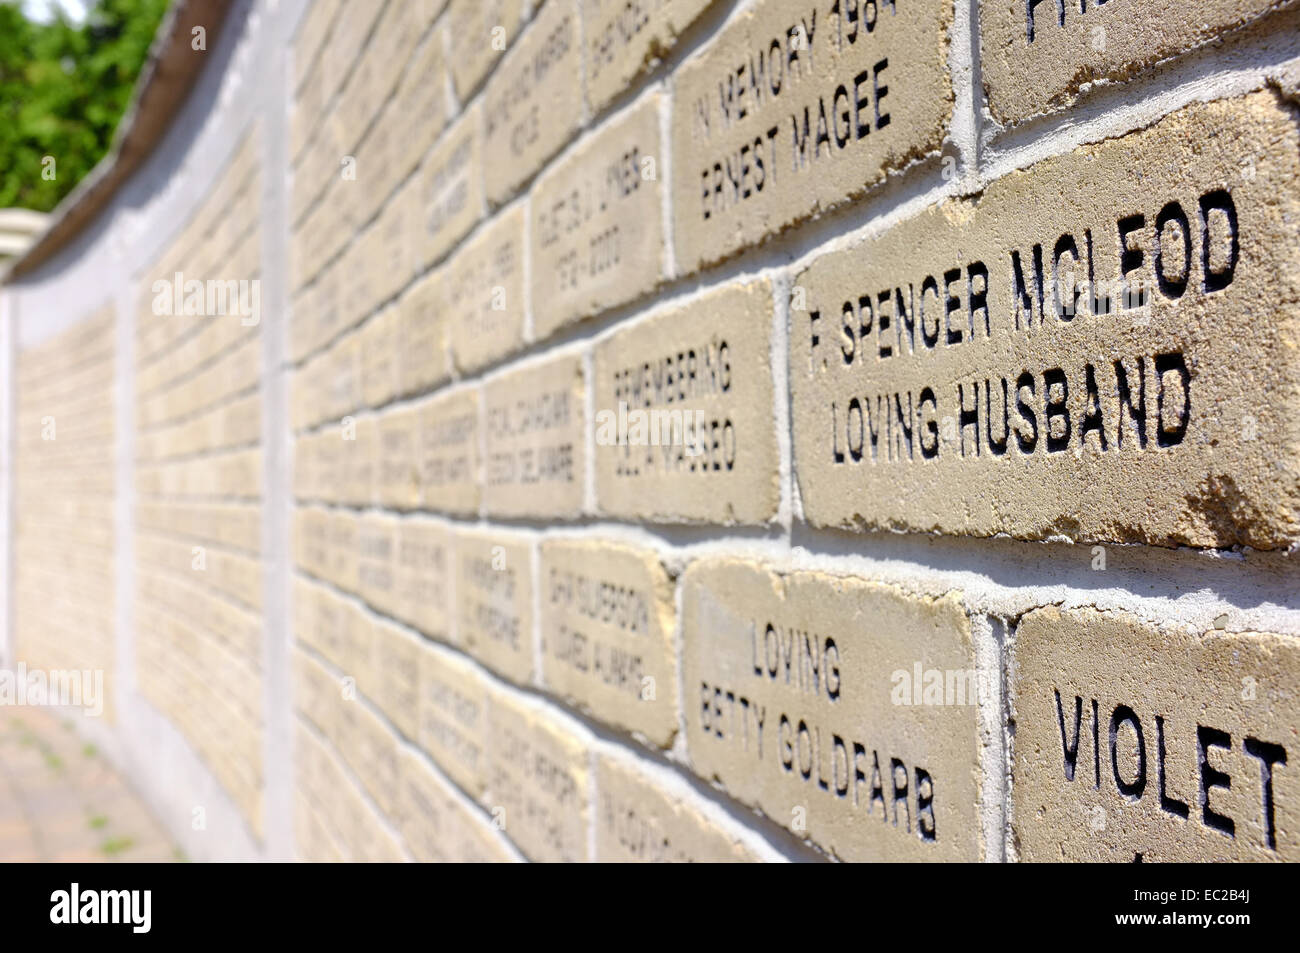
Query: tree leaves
0,0,169,212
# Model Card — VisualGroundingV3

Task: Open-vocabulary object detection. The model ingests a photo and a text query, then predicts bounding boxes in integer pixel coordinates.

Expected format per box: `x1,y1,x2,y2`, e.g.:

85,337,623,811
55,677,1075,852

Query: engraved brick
291,359,320,434
351,132,402,249
483,353,586,518
417,387,480,516
340,696,402,821
341,414,377,507
981,0,1298,125
296,648,344,747
360,308,400,409
456,529,534,685
296,507,330,578
326,509,360,595
296,577,352,669
394,517,453,640
298,723,405,861
394,29,452,178
445,0,528,99
295,792,343,862
1011,606,1300,862
681,558,983,861
398,748,516,862
335,48,381,154
356,513,400,617
531,92,665,340
370,616,422,741
445,204,526,374
595,754,763,862
376,406,420,510
585,0,715,112
539,538,676,745
293,0,340,93
417,641,491,797
365,0,429,127
325,334,361,421
593,279,778,524
418,106,484,267
482,0,584,204
790,92,1300,549
368,178,418,307
671,0,952,272
485,690,589,861
312,267,344,359
398,271,450,398
336,597,374,691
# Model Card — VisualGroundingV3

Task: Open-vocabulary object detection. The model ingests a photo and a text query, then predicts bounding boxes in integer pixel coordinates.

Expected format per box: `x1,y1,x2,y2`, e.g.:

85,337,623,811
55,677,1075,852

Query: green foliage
0,0,170,212
98,835,135,856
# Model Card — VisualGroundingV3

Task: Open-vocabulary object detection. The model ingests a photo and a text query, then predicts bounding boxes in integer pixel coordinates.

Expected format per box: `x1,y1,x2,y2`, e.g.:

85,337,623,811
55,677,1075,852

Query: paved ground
0,708,179,862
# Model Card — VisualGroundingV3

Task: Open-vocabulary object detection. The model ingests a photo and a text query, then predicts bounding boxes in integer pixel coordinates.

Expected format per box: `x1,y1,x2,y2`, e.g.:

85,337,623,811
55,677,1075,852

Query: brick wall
2,0,1299,862
13,309,116,722
135,129,265,835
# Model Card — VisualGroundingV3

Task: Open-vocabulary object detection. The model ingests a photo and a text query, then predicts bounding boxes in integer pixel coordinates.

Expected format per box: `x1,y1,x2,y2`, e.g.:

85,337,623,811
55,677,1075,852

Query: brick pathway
0,709,178,862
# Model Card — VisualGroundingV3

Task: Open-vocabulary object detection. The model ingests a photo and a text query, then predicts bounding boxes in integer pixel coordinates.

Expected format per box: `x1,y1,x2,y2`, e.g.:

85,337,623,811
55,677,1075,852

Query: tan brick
295,792,344,863
397,271,450,398
341,414,377,507
681,558,983,861
292,0,341,93
593,279,778,524
356,513,400,617
360,308,400,409
324,334,361,421
981,0,1298,126
445,0,528,99
210,549,263,612
368,178,419,307
595,754,762,862
417,387,480,516
335,46,383,154
370,617,422,741
1011,606,1300,862
295,723,405,862
296,648,344,744
456,530,534,685
482,0,584,204
671,0,952,273
790,92,1300,550
309,268,345,361
417,106,484,267
326,509,360,595
531,92,665,340
294,358,327,436
375,406,421,510
294,576,322,645
346,226,384,324
336,599,374,691
294,724,338,813
585,0,715,112
294,505,324,571
394,29,452,178
445,204,526,374
417,641,491,797
339,696,402,821
398,748,516,862
483,353,586,518
486,689,589,861
365,0,429,122
294,431,329,502
394,517,453,640
539,539,676,746
296,577,353,670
